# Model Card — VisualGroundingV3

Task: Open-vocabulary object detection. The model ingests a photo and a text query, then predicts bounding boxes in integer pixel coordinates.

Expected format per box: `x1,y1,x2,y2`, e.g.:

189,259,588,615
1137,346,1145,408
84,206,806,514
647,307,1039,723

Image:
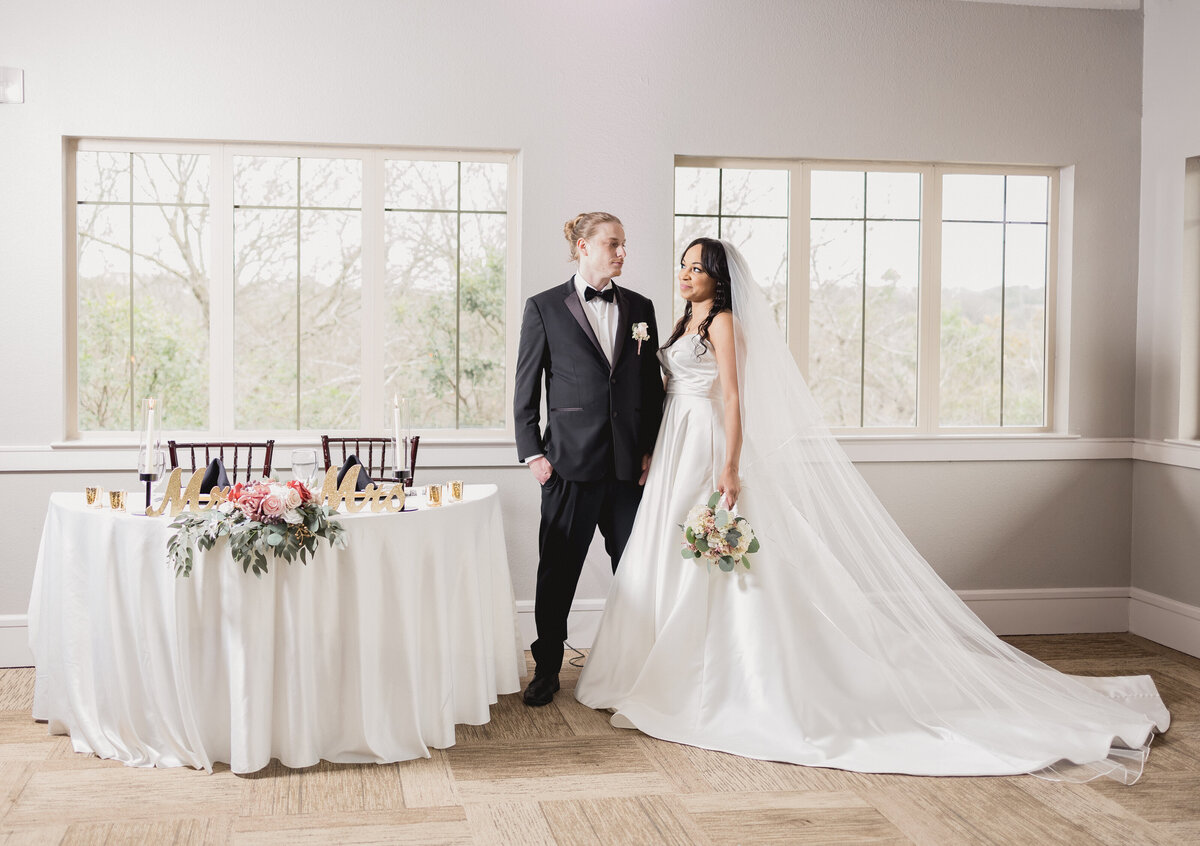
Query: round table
28,485,522,773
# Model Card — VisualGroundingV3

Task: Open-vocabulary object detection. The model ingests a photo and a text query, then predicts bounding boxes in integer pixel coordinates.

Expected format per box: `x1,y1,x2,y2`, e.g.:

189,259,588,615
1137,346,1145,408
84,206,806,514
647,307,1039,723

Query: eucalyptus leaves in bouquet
680,491,760,572
167,479,346,577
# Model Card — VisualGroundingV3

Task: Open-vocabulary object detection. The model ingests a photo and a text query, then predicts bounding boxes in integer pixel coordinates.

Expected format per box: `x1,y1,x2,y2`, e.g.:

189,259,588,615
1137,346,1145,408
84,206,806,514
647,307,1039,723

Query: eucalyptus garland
167,480,346,577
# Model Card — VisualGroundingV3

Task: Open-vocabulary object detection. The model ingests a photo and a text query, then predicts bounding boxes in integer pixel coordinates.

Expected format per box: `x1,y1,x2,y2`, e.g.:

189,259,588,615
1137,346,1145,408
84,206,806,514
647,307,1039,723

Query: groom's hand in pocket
530,456,554,486
639,453,652,486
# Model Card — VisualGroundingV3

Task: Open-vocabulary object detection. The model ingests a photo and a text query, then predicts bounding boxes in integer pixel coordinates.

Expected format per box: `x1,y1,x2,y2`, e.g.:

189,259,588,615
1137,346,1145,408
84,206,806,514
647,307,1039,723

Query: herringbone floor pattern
1,634,1198,844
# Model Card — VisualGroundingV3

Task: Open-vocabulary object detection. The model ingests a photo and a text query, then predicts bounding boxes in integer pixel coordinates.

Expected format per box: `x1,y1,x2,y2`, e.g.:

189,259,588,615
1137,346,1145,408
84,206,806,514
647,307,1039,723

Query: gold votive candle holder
425,484,443,507
449,480,464,502
85,486,102,507
108,490,126,511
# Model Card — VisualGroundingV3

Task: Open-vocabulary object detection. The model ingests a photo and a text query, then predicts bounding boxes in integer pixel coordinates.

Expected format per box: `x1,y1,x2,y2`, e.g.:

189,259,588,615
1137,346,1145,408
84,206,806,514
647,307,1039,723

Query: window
71,141,515,437
673,159,1057,433
384,160,508,429
75,151,212,431
232,155,363,430
673,167,789,331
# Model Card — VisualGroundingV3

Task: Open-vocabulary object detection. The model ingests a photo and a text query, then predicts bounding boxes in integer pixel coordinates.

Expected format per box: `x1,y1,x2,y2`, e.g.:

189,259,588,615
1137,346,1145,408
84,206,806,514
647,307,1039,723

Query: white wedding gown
575,333,1169,782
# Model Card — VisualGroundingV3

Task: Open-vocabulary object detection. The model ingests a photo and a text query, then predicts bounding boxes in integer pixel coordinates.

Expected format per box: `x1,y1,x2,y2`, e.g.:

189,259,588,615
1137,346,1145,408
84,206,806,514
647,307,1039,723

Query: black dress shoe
523,673,560,706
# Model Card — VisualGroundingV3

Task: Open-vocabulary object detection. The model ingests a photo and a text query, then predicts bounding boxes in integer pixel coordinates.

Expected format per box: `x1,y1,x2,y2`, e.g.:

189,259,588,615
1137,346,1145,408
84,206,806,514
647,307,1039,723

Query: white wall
0,2,1146,642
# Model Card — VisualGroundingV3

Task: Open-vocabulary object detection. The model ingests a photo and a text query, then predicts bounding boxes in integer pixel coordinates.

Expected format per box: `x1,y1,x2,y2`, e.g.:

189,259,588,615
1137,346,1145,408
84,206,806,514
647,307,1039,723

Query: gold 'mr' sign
145,466,406,517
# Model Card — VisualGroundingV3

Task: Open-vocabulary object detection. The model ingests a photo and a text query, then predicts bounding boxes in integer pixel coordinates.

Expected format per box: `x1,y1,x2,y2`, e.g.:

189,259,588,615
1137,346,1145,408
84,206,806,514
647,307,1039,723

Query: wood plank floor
1,633,1196,845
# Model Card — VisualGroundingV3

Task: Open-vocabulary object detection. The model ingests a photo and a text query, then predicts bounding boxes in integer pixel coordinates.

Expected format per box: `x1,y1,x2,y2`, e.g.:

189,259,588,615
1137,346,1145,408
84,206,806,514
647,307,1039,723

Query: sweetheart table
28,485,523,773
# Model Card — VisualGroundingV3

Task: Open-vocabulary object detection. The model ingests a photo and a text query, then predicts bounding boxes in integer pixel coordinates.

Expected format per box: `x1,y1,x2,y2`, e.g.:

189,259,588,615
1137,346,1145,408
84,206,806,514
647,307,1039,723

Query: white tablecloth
29,485,523,773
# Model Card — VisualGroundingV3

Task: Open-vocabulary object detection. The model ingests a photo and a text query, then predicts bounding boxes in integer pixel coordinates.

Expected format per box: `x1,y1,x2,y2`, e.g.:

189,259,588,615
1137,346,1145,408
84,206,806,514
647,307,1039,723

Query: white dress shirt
574,271,618,364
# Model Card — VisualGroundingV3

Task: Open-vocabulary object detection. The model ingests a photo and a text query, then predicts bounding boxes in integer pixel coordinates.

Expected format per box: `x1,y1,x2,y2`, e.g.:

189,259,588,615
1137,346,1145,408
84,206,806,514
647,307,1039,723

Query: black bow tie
585,286,614,303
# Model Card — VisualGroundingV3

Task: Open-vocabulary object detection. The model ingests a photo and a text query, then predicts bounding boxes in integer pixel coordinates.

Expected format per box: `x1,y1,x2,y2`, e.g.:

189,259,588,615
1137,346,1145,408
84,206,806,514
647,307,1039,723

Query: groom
514,212,665,706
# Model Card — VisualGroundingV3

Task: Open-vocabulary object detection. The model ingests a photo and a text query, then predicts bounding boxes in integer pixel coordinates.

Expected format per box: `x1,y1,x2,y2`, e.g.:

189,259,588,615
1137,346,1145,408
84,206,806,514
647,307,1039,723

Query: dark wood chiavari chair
166,440,275,484
320,435,420,485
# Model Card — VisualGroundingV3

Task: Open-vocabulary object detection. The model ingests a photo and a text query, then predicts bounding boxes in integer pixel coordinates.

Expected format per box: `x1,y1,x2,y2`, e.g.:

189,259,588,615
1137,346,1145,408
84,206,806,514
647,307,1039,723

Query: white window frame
675,156,1060,435
66,138,521,443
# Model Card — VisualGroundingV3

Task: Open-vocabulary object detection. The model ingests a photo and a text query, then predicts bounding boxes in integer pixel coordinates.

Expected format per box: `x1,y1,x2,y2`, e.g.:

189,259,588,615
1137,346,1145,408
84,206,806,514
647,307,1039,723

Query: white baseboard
0,615,33,668
6,590,1195,668
1129,588,1200,658
514,587,1138,651
957,587,1130,636
514,599,607,652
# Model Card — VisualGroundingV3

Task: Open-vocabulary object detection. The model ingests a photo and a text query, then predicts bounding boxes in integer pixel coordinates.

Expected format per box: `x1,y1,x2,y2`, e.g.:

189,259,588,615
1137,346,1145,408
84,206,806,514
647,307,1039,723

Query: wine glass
291,449,317,488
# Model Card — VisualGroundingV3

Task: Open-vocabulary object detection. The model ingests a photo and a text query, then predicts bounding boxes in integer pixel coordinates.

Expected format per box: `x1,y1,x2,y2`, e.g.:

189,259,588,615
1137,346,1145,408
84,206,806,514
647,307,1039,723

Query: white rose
685,505,710,536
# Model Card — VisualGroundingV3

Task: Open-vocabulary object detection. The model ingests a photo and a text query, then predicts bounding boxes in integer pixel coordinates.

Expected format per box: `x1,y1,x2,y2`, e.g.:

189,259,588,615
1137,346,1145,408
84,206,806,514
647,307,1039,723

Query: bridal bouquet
680,491,760,572
167,479,346,578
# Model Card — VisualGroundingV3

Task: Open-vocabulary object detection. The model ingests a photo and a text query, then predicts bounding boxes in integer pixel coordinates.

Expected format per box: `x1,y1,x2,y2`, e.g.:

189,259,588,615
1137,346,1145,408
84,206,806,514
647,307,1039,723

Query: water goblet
291,449,317,488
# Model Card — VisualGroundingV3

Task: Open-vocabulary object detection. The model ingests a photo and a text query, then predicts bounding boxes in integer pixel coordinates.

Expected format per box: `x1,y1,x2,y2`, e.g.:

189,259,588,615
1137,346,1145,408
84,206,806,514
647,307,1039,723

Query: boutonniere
632,322,650,354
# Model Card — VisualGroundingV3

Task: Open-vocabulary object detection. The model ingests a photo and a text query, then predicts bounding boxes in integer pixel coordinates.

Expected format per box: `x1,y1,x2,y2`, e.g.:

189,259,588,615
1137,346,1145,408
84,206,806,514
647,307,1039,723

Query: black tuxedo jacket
514,278,666,482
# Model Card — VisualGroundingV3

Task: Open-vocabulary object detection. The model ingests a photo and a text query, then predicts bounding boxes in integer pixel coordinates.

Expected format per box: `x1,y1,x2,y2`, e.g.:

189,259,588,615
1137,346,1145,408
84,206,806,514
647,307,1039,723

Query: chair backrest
321,435,420,484
167,440,275,484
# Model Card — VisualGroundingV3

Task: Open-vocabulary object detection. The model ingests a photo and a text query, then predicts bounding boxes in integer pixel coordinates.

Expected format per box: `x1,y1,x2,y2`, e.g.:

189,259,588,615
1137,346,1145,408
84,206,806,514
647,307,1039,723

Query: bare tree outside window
673,160,1054,433
76,152,210,431
384,160,507,429
941,174,1048,427
809,170,920,428
673,166,788,332
74,144,510,436
233,155,363,430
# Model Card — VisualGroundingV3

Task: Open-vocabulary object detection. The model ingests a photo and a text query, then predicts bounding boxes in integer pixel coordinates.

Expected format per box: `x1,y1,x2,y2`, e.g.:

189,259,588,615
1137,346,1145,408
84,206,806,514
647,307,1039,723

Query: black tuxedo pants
531,472,643,677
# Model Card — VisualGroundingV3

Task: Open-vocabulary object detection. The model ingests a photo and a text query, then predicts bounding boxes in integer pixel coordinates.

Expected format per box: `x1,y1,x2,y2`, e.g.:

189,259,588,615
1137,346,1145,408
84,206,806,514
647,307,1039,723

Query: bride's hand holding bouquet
718,463,740,509
680,489,759,572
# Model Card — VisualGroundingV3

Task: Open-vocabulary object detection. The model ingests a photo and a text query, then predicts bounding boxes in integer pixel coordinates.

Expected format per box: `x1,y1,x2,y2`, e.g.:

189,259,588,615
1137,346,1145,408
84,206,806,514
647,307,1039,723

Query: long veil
722,240,1168,783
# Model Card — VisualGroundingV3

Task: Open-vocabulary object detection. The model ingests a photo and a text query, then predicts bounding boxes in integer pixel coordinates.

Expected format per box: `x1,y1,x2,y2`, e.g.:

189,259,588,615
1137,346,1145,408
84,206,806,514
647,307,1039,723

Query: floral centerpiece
680,491,760,572
167,479,346,577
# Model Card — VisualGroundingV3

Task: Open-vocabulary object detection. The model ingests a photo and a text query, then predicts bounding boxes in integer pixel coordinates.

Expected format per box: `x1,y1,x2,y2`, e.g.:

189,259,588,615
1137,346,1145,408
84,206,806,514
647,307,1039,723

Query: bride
574,238,1169,783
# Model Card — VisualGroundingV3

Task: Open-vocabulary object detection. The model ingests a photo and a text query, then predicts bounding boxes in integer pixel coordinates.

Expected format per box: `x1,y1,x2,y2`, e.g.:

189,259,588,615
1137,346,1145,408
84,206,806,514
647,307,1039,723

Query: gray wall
1132,461,1200,608
1132,0,1200,609
0,1,1146,618
863,460,1132,591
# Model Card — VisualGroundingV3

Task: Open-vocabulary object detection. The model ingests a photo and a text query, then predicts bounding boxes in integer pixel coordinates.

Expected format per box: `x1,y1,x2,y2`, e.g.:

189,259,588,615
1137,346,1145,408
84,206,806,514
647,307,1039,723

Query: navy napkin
336,454,372,492
199,458,230,494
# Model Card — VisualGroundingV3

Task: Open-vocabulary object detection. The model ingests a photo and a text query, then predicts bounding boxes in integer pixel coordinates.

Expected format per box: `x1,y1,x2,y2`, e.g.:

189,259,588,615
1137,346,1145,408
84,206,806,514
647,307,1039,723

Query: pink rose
237,486,268,521
261,493,286,521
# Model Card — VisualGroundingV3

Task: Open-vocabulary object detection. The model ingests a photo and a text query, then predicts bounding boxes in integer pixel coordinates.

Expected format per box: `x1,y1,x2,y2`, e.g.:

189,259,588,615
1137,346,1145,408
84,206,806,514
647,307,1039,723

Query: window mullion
456,161,463,430
917,165,941,433
790,163,810,374
503,155,521,435
65,141,80,439
127,154,135,430
1045,171,1061,431
999,176,1008,427
294,158,302,429
360,152,385,434
210,146,235,437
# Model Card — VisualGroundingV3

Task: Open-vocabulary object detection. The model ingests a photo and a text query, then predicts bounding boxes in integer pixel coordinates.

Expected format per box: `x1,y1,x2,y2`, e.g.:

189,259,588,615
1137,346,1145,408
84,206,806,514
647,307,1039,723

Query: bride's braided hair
665,238,732,357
